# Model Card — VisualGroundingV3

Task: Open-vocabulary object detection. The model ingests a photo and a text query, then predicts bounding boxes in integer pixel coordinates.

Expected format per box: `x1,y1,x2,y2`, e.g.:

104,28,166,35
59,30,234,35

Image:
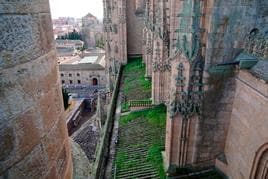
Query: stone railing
129,100,154,111
92,64,122,179
129,100,152,107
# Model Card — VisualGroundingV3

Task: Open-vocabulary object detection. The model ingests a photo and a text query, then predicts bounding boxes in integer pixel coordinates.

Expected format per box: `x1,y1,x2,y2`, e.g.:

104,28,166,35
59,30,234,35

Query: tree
57,29,82,40
96,37,105,49
62,88,69,110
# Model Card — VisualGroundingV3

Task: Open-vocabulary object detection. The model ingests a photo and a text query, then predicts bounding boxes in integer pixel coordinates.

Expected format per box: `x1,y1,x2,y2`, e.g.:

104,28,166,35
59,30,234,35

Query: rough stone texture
0,0,72,178
72,116,100,163
0,13,54,70
103,0,128,91
71,139,91,179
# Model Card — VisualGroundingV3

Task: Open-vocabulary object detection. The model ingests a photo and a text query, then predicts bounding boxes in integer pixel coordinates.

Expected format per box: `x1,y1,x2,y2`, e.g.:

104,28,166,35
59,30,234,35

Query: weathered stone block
14,108,42,159
9,144,49,179
0,14,54,70
41,118,67,165
0,0,50,14
0,127,14,162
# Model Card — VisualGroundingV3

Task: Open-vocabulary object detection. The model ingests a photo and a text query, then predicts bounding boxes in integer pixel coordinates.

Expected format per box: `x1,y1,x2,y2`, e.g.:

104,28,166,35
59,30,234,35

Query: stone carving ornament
244,29,268,58
170,0,204,119
169,61,203,119
152,61,172,72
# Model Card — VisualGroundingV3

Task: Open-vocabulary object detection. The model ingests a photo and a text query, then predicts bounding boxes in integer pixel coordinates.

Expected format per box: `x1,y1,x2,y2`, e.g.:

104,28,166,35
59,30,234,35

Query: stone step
138,174,160,179
117,147,148,154
119,158,147,166
117,164,155,175
118,143,164,150
120,153,148,160
117,168,158,179
119,135,163,141
125,150,148,157
118,140,158,147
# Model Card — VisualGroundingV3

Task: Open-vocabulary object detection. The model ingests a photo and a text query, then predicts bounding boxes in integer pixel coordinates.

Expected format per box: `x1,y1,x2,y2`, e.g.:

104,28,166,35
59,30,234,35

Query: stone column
0,0,72,178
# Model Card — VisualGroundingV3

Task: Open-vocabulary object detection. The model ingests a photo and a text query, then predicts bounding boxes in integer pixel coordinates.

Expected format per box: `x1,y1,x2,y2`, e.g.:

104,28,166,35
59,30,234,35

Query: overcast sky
49,0,103,20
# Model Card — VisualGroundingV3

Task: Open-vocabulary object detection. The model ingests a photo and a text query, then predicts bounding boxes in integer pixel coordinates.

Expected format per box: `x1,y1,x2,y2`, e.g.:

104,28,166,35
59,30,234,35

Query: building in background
81,13,103,49
59,54,106,87
52,17,82,39
55,39,84,57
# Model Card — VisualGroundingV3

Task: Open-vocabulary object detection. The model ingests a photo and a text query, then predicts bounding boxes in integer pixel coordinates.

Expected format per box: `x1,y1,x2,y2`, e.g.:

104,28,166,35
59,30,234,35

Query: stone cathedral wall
155,0,268,176
197,0,268,167
218,71,268,179
126,0,145,56
0,0,72,178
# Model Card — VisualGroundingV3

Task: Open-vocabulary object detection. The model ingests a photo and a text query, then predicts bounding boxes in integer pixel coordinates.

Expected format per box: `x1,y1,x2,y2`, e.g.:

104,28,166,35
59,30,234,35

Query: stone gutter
92,64,123,179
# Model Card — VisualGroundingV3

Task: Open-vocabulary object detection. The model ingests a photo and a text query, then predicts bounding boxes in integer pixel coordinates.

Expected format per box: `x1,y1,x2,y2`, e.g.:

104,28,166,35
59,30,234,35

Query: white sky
49,0,103,20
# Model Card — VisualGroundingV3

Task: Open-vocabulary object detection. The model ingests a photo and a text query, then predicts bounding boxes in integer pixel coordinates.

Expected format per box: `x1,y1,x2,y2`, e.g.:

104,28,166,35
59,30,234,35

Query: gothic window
77,80,81,84
62,80,65,84
69,80,73,84
69,73,72,77
61,73,64,77
77,73,80,77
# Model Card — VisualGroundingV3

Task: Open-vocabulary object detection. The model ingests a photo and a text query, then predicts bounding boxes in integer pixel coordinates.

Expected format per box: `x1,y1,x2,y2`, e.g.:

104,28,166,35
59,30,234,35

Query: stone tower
0,0,72,178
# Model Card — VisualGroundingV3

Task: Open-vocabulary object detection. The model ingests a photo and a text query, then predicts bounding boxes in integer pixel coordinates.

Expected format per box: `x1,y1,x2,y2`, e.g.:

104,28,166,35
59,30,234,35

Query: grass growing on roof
122,57,151,101
120,104,166,127
114,105,167,178
147,145,166,179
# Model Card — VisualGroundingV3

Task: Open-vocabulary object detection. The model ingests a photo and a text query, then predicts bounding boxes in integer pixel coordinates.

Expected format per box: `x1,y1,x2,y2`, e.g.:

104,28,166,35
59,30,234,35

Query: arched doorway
92,78,98,86
250,143,268,179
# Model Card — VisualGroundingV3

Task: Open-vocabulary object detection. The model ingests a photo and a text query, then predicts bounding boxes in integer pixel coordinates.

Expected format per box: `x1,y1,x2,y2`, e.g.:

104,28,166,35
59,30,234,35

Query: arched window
92,78,98,86
250,143,268,179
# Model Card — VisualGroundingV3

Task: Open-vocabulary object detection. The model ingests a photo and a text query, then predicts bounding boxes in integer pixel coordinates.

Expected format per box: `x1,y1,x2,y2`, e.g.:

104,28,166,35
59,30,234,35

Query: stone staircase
113,116,165,179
